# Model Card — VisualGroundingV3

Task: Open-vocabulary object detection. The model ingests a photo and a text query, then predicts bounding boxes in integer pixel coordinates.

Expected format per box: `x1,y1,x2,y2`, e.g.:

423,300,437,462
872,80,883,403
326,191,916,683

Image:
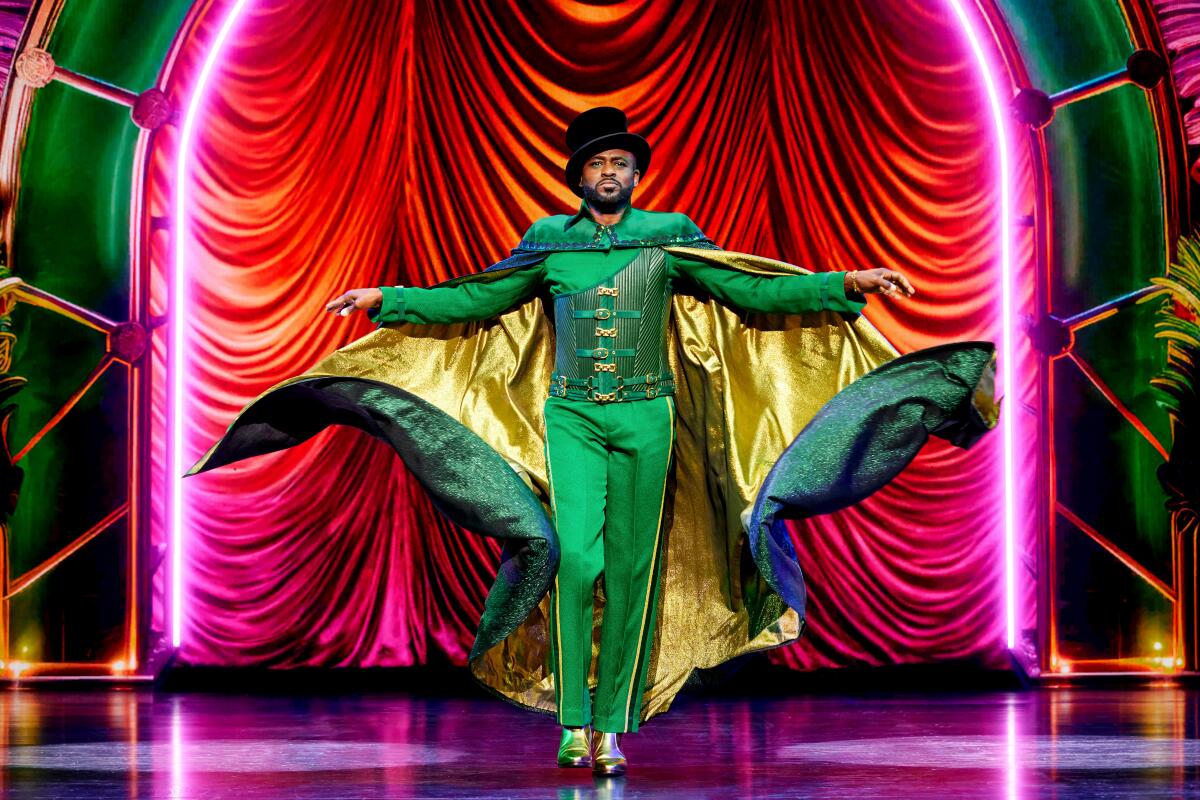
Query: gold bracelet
849,271,861,294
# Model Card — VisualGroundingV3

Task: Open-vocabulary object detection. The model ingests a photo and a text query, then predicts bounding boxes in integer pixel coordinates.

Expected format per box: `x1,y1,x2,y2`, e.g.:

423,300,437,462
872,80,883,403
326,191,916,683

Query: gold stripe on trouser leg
622,397,674,729
591,396,675,733
543,397,608,728
544,436,563,714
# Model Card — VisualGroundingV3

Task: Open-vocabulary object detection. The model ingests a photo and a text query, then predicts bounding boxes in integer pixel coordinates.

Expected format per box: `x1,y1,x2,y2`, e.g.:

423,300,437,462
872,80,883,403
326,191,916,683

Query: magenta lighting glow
945,0,1018,650
171,0,255,649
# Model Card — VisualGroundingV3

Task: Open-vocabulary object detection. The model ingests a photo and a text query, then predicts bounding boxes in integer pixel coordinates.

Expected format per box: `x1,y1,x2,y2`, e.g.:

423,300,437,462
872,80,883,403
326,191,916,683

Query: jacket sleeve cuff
368,285,406,325
827,272,867,313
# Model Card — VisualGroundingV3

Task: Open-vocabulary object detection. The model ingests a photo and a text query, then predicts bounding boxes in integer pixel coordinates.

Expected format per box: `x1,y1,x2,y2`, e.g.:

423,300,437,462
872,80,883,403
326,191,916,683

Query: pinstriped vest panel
552,249,671,389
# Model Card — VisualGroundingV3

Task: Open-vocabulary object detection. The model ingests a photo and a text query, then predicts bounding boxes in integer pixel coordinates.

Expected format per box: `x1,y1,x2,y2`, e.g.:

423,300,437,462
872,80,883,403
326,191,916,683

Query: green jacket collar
513,204,714,254
563,200,631,231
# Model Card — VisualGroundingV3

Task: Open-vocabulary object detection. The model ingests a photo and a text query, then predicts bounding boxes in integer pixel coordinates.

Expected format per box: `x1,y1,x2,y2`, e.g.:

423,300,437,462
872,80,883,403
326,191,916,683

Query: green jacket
370,204,865,326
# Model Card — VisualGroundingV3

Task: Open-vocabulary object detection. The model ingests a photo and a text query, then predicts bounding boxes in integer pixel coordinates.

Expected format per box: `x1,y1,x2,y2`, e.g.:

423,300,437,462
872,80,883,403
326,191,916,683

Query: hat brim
565,133,651,197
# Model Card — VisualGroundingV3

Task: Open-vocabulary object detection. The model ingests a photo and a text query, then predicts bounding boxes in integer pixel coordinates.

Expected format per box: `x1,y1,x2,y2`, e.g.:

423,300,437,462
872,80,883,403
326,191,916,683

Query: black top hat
564,107,651,197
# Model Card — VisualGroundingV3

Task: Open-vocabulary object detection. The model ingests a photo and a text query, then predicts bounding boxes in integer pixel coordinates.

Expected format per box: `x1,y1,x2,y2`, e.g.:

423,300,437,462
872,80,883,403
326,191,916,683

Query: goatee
582,182,634,215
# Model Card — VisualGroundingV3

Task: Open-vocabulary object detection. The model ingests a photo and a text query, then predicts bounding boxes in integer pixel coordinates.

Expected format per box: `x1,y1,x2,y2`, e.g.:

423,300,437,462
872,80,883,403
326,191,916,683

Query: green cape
188,241,996,722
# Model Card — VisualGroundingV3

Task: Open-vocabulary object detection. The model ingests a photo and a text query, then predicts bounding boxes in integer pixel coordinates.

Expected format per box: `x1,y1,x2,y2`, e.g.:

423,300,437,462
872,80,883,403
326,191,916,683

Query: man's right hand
324,288,383,316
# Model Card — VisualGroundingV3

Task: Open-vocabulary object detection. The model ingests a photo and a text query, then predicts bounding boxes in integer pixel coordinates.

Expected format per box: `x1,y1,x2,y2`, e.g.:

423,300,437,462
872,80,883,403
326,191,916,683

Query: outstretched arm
669,253,913,315
324,263,546,325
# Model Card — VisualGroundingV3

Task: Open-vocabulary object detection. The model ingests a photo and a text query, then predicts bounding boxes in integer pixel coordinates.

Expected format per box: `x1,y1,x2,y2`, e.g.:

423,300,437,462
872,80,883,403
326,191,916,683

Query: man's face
579,149,639,214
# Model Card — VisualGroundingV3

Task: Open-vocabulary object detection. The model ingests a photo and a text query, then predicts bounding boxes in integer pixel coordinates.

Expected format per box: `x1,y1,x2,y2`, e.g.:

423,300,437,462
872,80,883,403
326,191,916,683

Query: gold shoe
590,730,627,776
557,726,592,768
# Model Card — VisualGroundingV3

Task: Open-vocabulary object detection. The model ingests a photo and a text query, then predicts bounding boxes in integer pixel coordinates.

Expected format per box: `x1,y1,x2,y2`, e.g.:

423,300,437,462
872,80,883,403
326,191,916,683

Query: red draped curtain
143,0,1034,670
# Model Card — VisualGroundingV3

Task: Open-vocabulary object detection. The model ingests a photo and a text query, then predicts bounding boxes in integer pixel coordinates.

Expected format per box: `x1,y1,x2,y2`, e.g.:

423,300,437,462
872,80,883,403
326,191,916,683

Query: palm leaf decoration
1151,234,1200,512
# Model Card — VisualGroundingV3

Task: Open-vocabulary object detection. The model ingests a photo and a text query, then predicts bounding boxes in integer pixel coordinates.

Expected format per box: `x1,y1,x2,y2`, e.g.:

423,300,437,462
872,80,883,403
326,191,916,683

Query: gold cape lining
191,247,898,721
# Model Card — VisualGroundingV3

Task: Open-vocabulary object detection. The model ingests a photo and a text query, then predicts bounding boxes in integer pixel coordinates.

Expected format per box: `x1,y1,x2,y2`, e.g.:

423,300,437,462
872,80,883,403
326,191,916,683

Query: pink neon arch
944,0,1018,649
170,0,255,648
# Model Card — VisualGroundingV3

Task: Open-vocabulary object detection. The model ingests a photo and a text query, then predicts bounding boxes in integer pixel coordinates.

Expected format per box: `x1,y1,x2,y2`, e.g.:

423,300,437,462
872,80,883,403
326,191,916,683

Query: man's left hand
845,269,915,298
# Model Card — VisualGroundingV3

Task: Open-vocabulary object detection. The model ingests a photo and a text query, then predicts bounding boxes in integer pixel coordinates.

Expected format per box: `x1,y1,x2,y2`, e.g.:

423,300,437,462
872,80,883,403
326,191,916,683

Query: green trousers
544,395,676,733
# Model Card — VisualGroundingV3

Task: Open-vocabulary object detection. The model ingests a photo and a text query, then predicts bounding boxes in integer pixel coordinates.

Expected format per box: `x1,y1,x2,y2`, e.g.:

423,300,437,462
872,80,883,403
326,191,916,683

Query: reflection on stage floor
1,685,1198,798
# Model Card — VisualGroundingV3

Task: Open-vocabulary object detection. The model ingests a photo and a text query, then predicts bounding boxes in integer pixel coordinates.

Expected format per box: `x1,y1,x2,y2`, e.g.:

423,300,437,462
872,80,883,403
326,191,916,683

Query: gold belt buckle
594,308,612,320
645,385,659,399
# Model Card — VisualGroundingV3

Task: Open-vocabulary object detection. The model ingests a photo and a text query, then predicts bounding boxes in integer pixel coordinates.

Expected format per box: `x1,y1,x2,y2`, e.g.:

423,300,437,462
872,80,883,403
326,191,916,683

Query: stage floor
0,686,1197,798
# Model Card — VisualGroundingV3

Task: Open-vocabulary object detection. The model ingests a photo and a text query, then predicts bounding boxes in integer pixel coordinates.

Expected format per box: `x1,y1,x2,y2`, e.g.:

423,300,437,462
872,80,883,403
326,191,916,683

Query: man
324,107,912,772
191,108,993,777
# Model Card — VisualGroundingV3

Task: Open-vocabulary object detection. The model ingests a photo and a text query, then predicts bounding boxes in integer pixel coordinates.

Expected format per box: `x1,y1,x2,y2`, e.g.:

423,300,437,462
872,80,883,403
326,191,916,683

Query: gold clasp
595,363,617,372
598,286,619,297
596,326,618,338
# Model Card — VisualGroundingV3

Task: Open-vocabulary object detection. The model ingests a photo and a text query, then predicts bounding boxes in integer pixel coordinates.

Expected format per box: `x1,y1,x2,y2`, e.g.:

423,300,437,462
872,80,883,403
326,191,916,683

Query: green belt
576,347,636,359
548,371,675,403
572,309,642,321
